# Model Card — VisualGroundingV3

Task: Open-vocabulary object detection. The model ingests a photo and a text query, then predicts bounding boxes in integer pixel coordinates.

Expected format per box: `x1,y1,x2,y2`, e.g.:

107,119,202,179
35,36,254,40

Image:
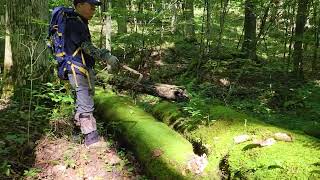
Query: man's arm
81,41,112,60
81,41,120,72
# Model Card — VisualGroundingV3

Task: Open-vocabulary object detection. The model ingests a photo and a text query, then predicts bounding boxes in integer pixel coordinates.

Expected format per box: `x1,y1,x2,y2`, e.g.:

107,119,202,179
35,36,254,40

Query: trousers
68,68,97,134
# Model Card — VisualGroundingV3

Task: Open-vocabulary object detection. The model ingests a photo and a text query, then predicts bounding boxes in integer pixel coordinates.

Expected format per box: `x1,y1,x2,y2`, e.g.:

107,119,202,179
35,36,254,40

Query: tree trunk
0,4,4,63
1,4,13,100
241,0,257,60
287,0,296,72
184,0,195,41
312,0,319,72
217,0,229,52
256,0,271,46
101,0,112,51
115,0,127,34
7,0,49,88
170,1,178,33
4,4,12,74
293,0,309,79
206,0,212,52
107,76,189,101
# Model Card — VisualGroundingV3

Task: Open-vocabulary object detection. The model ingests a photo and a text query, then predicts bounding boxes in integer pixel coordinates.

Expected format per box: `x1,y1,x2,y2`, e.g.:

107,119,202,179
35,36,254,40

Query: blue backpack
47,6,89,85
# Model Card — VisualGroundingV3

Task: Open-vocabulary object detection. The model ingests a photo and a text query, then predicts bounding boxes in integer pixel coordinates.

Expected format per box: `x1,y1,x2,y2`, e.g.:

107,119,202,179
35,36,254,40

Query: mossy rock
95,89,205,179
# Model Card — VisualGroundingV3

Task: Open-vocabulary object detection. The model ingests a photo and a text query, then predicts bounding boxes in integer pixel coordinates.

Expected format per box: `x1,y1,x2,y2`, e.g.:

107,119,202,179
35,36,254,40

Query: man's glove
106,55,120,73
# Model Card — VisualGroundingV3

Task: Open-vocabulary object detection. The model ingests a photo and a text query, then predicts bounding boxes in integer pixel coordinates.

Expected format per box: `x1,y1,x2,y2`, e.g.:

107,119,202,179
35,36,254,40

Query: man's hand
106,55,120,73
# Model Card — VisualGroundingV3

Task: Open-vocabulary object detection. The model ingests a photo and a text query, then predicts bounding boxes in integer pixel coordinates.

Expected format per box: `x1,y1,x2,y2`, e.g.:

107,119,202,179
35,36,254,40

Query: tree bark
217,0,229,52
170,1,178,33
293,0,310,79
312,0,319,72
256,0,271,46
115,0,127,34
101,0,112,51
107,76,189,101
184,0,195,41
1,4,13,100
0,4,4,63
241,0,257,60
4,4,12,74
7,0,49,87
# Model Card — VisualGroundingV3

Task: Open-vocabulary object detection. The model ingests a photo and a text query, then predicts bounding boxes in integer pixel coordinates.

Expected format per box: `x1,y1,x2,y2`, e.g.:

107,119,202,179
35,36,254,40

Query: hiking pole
121,64,143,83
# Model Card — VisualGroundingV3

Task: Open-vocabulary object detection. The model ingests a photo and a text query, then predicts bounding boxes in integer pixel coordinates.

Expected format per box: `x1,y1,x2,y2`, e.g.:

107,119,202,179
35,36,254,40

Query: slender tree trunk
100,0,112,50
312,0,319,72
0,4,5,65
217,0,229,53
288,0,296,71
293,0,310,79
256,0,271,46
115,0,127,34
241,0,257,60
171,1,178,33
206,0,212,52
4,5,12,74
184,0,195,41
2,4,13,99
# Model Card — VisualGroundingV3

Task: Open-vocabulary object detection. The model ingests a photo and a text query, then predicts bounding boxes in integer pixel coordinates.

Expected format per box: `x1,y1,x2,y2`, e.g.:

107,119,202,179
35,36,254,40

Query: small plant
23,168,41,178
0,161,11,177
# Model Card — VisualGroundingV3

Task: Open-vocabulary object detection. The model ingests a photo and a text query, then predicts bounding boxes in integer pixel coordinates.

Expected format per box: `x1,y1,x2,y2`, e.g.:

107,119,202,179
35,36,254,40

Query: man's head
74,0,102,20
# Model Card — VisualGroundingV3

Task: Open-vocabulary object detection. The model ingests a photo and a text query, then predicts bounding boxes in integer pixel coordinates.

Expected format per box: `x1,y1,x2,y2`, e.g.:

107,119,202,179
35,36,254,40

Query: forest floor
0,99,145,179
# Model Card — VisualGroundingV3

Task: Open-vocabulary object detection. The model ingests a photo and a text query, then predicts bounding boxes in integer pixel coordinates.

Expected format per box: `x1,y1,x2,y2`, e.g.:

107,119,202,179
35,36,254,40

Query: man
65,0,119,147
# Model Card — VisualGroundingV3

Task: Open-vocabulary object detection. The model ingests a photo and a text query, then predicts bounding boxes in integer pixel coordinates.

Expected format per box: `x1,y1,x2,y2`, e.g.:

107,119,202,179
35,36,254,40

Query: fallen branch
106,76,189,101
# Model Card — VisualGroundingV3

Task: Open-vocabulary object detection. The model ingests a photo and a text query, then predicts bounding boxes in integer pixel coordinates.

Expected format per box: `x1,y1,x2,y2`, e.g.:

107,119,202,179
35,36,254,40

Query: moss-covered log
94,89,203,179
147,101,320,179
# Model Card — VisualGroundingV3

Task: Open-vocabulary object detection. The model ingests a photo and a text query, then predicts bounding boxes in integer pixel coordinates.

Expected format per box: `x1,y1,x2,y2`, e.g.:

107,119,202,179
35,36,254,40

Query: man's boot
79,113,107,148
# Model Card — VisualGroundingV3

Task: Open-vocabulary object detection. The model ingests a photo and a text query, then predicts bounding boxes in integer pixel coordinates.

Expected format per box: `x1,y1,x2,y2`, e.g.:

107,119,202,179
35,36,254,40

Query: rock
274,132,293,142
187,154,208,174
234,135,250,144
253,138,276,147
52,164,66,174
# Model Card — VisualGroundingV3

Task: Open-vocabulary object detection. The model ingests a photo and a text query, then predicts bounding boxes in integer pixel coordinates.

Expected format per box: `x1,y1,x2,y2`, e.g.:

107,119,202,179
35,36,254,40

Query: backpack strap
69,47,92,89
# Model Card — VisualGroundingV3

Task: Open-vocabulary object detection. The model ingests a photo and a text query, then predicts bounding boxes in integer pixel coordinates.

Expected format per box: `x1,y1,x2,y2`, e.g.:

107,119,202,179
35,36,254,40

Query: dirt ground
33,137,143,180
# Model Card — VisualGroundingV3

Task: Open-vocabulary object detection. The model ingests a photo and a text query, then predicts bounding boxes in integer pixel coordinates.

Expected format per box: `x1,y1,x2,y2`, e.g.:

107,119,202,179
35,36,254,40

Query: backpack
47,6,85,81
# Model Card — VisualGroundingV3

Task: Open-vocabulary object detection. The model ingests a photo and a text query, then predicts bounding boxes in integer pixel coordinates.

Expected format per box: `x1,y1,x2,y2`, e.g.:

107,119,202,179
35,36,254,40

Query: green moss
152,101,182,125
187,106,320,179
95,89,198,179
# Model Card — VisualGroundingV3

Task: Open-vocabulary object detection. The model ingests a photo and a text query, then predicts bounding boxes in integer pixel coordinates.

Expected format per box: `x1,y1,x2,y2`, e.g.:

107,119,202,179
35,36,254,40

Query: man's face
77,2,96,20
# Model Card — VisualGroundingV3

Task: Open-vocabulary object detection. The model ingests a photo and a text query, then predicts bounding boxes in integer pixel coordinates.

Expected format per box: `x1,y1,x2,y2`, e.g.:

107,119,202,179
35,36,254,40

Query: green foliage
0,161,11,177
23,168,41,178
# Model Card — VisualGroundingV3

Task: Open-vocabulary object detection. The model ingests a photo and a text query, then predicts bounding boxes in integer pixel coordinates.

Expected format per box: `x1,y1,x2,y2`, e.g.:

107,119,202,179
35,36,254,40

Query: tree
1,4,13,99
0,4,4,64
242,0,257,60
6,0,49,90
114,0,128,34
312,0,319,72
100,0,112,50
217,0,229,52
184,0,195,41
292,0,310,79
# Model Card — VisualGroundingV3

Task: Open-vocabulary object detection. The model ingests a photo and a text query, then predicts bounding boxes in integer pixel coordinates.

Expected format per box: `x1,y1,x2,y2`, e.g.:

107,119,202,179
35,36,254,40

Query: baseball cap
73,0,102,6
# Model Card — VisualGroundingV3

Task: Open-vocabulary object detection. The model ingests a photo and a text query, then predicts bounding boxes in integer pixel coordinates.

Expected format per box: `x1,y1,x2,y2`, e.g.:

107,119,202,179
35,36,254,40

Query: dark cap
74,0,102,6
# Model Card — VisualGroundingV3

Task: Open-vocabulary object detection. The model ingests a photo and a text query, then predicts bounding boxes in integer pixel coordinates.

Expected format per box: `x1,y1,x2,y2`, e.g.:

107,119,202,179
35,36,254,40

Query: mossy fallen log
94,89,205,179
148,102,320,179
